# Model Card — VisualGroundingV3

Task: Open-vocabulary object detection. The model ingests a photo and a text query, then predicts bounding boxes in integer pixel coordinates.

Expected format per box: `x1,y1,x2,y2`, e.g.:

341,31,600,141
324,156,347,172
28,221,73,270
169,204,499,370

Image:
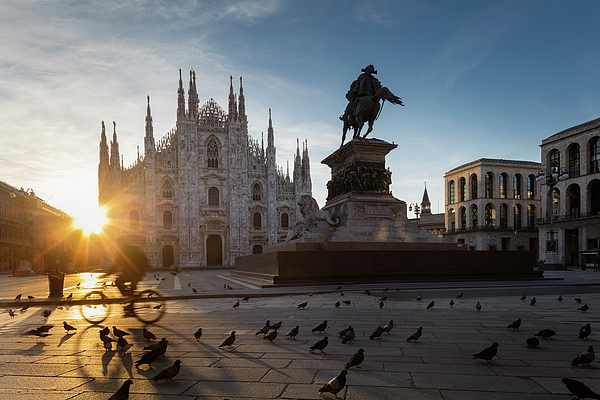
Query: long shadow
58,332,75,347
101,350,116,376
119,352,134,378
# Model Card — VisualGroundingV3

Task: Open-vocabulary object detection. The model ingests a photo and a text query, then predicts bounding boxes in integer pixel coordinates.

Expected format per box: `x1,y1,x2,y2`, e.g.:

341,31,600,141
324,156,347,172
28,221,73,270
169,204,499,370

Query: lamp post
409,203,421,223
536,165,568,258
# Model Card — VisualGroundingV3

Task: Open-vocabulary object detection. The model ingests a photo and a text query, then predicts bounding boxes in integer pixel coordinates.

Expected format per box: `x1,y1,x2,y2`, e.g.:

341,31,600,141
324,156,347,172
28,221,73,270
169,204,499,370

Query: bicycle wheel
80,290,110,324
133,289,165,324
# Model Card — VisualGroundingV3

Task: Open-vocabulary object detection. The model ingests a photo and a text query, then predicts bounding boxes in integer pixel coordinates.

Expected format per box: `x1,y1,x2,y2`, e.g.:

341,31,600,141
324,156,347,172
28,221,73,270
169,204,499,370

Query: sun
72,205,108,235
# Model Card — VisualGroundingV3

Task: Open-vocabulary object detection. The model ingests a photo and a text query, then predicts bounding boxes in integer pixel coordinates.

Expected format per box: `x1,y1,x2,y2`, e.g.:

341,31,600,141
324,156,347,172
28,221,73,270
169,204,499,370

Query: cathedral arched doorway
162,245,174,269
207,235,222,266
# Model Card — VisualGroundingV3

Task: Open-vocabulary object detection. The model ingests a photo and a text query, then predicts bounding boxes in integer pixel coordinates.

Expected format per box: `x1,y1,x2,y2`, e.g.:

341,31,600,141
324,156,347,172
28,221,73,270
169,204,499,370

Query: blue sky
1,0,600,223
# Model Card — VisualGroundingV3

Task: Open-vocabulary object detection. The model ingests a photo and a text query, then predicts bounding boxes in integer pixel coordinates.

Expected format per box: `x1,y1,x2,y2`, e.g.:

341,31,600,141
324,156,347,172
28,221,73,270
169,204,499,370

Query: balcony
445,225,538,234
537,211,600,225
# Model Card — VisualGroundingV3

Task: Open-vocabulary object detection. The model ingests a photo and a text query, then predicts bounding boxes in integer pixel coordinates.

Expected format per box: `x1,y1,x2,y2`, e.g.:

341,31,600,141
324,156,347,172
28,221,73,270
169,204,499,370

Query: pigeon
383,287,389,292
113,326,130,338
507,318,521,330
342,300,351,306
194,328,203,341
318,369,348,399
579,304,590,313
100,326,110,336
187,282,191,286
345,348,365,369
153,360,181,381
379,296,387,302
472,342,499,362
416,294,422,301
530,297,536,306
270,321,282,331
27,295,35,300
100,333,116,351
153,304,162,309
449,300,454,307
76,282,80,288
365,289,371,295
382,320,394,335
143,337,168,354
558,295,563,302
286,326,299,339
256,321,271,335
534,329,556,339
308,292,313,297
562,377,600,399
379,301,384,309
338,326,353,338
335,301,340,308
457,292,464,299
14,294,21,300
521,294,526,301
192,288,198,293
526,337,540,348
24,325,54,337
143,328,157,340
427,301,435,309
264,330,277,344
8,309,15,319
298,302,308,309
20,305,29,311
572,346,595,366
580,323,592,340
369,326,383,340
407,327,423,342
117,336,130,353
63,321,76,333
242,296,250,301
312,320,328,333
66,293,73,301
233,301,240,309
342,328,355,344
476,302,482,311
108,379,133,400
310,337,328,353
219,331,236,349
576,298,583,303
135,349,162,367
41,309,52,320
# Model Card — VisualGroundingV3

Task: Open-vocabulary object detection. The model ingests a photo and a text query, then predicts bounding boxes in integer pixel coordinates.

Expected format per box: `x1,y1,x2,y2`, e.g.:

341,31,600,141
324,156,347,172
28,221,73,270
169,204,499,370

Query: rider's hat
361,65,377,74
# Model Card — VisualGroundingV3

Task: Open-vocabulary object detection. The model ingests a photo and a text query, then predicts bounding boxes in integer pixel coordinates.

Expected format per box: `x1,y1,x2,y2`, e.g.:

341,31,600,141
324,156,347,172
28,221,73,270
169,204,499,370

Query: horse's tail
375,87,404,106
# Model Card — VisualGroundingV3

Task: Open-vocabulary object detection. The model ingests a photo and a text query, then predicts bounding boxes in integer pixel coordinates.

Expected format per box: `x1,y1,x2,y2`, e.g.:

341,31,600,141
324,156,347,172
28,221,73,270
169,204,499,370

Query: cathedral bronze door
207,235,222,266
162,245,174,269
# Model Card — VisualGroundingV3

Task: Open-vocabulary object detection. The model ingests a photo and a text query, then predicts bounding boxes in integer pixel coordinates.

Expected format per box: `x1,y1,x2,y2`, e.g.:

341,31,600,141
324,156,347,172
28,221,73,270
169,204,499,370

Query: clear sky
2,0,600,230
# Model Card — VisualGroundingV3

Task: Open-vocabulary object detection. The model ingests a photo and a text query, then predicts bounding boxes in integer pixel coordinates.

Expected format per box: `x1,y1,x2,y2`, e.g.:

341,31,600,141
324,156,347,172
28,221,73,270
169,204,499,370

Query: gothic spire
421,182,431,215
145,95,153,138
228,76,237,121
267,108,274,148
177,69,185,120
188,70,198,118
238,76,246,120
99,120,109,166
110,121,120,171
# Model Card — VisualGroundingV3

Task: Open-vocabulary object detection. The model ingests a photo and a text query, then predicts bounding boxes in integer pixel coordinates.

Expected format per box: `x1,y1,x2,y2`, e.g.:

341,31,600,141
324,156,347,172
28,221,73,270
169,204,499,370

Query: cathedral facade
98,70,312,268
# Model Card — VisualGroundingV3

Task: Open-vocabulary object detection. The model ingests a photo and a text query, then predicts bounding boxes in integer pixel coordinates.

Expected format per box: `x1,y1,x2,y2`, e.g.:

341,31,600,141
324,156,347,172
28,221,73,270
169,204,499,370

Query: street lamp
536,165,568,255
409,203,421,223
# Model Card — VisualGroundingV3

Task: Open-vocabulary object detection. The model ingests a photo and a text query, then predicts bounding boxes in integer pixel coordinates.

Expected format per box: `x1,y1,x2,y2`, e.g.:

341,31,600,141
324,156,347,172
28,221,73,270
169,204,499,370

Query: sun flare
72,205,108,235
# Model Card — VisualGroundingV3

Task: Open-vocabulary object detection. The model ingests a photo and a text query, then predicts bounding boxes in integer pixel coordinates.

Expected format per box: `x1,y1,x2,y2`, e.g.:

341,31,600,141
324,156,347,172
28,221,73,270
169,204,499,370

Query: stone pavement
0,270,599,399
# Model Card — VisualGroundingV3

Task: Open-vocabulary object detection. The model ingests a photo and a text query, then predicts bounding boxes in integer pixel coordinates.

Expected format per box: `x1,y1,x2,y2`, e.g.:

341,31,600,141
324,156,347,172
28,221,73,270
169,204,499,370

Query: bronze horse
341,87,404,147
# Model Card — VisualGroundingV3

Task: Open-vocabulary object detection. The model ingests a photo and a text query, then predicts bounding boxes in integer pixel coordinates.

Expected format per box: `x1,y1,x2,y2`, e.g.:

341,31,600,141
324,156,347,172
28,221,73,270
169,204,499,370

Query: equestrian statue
340,65,404,146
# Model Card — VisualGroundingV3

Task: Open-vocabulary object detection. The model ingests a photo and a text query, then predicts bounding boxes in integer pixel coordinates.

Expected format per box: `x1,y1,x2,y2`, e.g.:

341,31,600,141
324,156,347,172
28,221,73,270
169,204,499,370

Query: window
485,172,494,198
569,185,581,218
569,144,580,178
513,174,522,199
485,204,494,227
459,178,466,202
252,182,262,201
253,212,262,228
549,149,560,171
527,205,536,229
163,210,172,229
208,187,219,206
449,181,455,204
207,139,219,168
499,173,508,199
281,213,289,228
459,207,466,229
252,245,263,254
129,210,139,227
591,138,600,174
527,174,535,200
472,205,478,227
514,205,521,230
162,178,173,199
592,180,600,215
471,174,478,199
500,204,508,228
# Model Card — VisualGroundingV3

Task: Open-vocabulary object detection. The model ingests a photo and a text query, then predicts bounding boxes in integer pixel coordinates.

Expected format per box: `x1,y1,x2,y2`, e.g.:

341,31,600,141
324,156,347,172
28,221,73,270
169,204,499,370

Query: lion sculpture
286,195,339,242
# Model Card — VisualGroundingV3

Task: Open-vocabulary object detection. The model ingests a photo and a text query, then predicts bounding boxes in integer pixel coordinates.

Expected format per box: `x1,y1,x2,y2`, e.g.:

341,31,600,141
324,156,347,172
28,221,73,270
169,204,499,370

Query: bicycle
79,274,166,324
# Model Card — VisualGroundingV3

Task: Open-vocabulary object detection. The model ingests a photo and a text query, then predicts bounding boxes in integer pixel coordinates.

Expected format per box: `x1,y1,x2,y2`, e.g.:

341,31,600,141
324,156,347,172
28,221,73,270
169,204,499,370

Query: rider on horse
340,65,381,123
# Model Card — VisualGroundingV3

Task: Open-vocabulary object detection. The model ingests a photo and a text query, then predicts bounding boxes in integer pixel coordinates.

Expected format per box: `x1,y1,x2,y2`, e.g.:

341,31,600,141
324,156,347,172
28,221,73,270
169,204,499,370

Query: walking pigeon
264,330,277,344
298,302,308,309
8,309,15,319
286,326,299,339
270,321,282,331
507,318,521,330
335,301,340,308
449,300,454,307
345,349,365,369
233,301,240,308
153,360,181,381
534,329,556,339
521,294,526,301
255,321,270,335
100,332,116,351
562,378,600,399
143,328,157,340
530,297,536,306
580,323,592,340
219,331,236,349
14,294,21,300
66,293,73,301
135,349,162,368
309,337,328,353
476,302,482,311
24,325,53,337
42,309,51,320
416,294,422,301
576,298,582,303
242,296,250,301
342,328,355,344
342,300,351,305
369,326,383,340
63,321,76,333
312,320,328,333
407,327,423,342
558,295,563,302
194,328,203,341
108,379,133,400
143,337,168,354
117,336,131,353
472,342,499,362
579,304,590,313
379,301,384,309
427,301,435,309
113,326,129,338
571,346,595,366
457,292,464,299
318,370,348,399
382,320,394,334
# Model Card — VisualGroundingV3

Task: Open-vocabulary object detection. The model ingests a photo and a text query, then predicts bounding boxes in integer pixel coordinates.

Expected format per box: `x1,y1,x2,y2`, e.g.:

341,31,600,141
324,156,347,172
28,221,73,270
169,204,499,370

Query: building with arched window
539,117,600,268
443,158,541,251
98,71,312,268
